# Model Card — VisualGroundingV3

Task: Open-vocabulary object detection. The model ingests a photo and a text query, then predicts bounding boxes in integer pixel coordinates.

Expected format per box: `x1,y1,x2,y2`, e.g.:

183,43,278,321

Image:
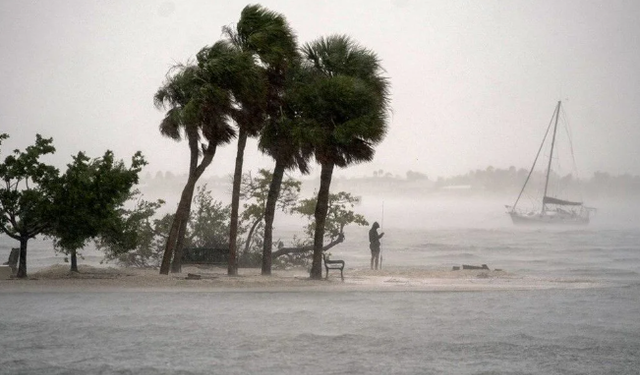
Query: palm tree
225,5,304,276
197,36,266,276
258,65,314,275
299,35,391,279
154,62,235,275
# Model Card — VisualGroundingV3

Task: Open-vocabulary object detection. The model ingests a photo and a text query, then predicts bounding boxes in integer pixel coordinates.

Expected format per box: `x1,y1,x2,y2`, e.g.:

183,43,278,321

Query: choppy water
1,198,640,374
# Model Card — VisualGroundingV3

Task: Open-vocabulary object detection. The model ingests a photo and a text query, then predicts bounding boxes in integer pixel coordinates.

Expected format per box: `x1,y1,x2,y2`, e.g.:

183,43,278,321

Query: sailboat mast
542,100,562,212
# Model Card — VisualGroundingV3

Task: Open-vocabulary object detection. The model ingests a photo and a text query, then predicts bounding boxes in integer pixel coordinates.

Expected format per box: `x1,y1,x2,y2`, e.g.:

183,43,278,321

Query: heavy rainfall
1,1,639,374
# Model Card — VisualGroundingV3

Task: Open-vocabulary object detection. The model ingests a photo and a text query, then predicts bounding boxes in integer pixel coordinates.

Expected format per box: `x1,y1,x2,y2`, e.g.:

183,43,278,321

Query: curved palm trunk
160,177,196,274
170,181,196,273
159,216,181,274
229,130,248,276
160,136,217,275
261,159,286,275
310,162,334,280
16,238,28,279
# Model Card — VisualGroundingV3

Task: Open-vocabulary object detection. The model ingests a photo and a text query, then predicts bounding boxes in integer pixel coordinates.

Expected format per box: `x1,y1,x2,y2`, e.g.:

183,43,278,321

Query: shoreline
0,264,602,293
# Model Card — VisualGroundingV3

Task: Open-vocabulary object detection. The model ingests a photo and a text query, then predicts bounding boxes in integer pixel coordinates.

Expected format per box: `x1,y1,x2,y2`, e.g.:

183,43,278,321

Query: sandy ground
0,264,600,293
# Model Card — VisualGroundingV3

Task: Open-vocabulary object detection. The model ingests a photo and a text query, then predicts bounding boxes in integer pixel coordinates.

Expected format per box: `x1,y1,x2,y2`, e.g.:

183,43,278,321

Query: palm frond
158,108,183,140
237,4,298,66
298,34,391,168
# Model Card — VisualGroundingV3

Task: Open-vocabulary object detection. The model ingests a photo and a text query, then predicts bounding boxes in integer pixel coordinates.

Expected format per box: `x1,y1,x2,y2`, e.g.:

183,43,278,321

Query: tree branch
271,233,344,258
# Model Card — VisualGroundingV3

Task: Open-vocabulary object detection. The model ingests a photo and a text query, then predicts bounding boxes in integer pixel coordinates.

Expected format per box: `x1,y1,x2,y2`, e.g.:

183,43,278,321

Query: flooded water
1,197,639,374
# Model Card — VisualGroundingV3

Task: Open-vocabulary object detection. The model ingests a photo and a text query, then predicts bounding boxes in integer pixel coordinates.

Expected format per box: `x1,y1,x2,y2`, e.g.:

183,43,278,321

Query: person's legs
372,249,380,270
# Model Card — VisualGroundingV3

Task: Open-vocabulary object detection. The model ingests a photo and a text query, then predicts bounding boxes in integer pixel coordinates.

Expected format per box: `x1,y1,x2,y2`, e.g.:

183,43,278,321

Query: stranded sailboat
506,101,594,226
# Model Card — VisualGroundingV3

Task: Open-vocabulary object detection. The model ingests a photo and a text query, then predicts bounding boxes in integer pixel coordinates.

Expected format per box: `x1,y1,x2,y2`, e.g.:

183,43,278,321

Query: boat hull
508,211,589,226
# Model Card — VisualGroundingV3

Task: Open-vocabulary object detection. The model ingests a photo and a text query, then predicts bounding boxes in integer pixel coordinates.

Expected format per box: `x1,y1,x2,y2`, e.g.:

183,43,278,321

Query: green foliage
235,4,298,69
293,191,369,243
196,41,265,138
0,134,59,277
187,184,230,249
298,35,390,167
46,150,147,257
98,197,167,268
100,170,368,270
240,169,301,223
239,169,301,266
0,135,59,239
102,185,231,268
0,134,151,275
154,62,236,150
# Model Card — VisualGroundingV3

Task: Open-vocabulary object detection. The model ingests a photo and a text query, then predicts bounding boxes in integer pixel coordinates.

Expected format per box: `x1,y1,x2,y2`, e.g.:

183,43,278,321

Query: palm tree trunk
159,177,197,274
159,214,181,274
160,192,189,274
70,249,78,272
159,138,217,275
16,238,28,279
170,183,196,273
310,162,334,280
229,130,248,276
262,159,286,275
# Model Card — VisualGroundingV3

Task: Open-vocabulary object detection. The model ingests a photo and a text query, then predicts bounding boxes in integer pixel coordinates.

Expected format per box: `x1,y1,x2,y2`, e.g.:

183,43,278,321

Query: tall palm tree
154,62,235,275
299,35,391,279
258,64,314,275
225,5,303,276
197,36,266,276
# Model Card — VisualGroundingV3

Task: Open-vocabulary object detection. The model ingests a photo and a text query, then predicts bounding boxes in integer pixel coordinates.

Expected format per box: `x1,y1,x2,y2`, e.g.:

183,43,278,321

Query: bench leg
340,269,344,282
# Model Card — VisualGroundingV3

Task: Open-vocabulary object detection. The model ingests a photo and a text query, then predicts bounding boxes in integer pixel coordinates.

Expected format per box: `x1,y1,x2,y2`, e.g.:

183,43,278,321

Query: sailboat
506,101,594,226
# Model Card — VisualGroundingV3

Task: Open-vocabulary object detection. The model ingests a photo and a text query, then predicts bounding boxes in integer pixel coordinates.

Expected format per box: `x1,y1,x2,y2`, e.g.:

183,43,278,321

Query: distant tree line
141,166,640,199
433,166,640,198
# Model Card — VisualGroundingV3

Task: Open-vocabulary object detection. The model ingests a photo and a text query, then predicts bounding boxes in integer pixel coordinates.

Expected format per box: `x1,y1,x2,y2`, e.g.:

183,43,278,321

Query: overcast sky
1,0,639,181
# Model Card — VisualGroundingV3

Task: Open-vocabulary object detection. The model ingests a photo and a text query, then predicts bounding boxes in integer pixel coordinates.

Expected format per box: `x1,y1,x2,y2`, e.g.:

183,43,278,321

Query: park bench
181,247,230,266
322,252,345,281
1,248,19,278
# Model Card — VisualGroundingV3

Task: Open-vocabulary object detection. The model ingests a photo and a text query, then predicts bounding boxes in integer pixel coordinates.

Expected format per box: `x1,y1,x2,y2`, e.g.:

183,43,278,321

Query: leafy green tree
186,184,230,249
154,62,235,274
239,169,301,255
99,186,230,269
97,197,167,268
0,134,59,278
299,35,391,279
46,151,147,272
271,191,369,262
293,192,368,241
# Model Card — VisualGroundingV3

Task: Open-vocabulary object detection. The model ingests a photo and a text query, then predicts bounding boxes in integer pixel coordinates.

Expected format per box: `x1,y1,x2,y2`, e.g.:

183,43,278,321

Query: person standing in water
369,222,384,270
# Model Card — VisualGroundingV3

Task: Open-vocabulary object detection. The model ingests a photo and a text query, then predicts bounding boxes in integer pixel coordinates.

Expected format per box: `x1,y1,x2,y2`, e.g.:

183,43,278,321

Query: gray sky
1,0,639,180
